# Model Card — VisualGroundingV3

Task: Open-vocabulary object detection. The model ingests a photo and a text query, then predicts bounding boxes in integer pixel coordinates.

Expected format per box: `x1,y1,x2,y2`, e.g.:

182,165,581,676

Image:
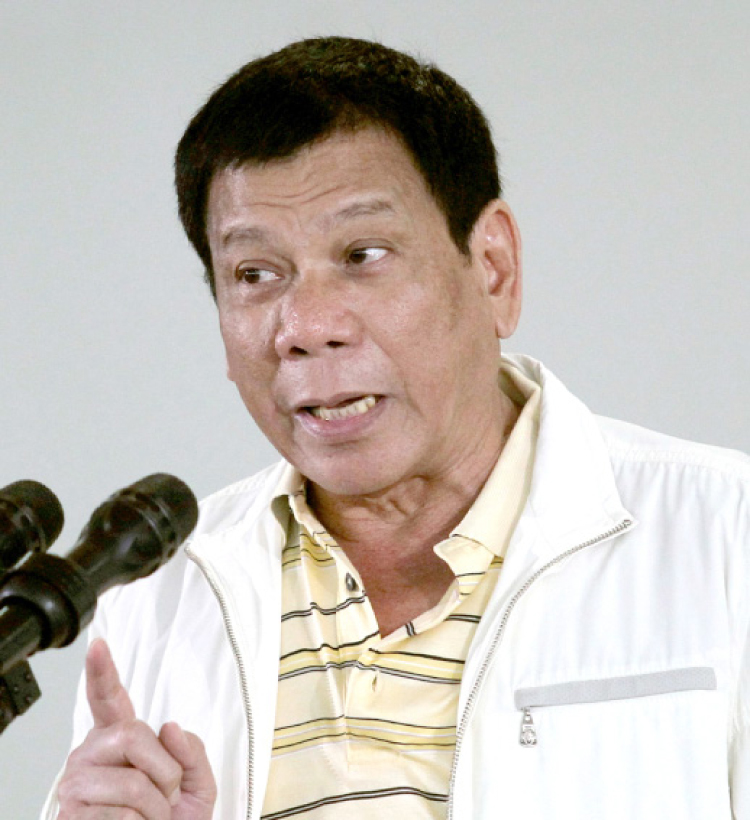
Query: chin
300,453,405,499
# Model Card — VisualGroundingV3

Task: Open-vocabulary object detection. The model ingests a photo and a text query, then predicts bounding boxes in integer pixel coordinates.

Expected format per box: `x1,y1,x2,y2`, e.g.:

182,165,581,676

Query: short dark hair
174,36,501,297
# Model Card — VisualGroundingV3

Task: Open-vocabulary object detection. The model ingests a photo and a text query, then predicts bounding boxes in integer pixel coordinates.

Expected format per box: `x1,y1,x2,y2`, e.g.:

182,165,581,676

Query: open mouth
306,395,379,421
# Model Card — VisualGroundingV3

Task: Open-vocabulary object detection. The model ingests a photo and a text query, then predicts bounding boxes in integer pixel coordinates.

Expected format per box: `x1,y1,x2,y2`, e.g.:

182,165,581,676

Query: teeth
310,395,377,421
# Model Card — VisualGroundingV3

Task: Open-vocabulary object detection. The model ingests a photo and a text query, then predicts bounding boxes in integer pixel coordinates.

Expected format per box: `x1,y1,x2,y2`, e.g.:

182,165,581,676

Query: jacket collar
502,353,634,560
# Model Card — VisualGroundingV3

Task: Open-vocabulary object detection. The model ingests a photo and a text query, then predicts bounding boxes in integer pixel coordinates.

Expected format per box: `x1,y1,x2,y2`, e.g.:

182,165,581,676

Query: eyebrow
218,198,397,250
219,225,270,249
326,198,396,226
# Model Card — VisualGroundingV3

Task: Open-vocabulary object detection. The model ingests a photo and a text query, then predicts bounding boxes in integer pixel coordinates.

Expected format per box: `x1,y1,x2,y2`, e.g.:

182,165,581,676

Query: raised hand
56,639,216,819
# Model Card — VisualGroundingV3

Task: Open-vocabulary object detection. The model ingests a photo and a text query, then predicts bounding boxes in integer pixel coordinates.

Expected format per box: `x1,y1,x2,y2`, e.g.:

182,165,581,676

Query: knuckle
64,742,86,768
55,777,75,808
57,765,90,805
110,717,152,750
186,729,207,751
120,768,152,802
164,757,183,788
66,724,109,763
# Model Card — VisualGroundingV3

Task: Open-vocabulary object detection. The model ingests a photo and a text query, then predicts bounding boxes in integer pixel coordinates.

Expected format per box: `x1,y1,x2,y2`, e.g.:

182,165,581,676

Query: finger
86,638,136,728
57,764,170,820
160,723,218,810
69,719,184,802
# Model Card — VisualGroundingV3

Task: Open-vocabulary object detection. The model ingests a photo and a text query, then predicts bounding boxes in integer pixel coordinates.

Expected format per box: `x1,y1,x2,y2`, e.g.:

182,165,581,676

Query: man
47,37,748,819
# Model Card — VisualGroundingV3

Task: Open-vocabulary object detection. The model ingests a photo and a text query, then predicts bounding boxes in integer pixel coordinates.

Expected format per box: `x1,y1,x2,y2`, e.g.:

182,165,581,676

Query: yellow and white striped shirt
261,364,541,819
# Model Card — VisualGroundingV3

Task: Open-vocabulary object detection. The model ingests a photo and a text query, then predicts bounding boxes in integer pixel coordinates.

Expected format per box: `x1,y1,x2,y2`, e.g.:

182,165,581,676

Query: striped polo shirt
260,363,541,819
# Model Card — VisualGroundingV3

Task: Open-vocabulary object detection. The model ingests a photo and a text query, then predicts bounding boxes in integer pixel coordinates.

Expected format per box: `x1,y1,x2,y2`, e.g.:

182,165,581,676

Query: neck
308,390,520,556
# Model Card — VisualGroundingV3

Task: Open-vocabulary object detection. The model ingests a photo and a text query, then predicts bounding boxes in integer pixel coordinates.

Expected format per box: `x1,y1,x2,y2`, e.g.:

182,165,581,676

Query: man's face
207,129,520,498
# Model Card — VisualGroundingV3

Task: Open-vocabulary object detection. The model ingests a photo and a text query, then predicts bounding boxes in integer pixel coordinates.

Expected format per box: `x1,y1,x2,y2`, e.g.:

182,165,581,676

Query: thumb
160,722,217,812
86,638,136,727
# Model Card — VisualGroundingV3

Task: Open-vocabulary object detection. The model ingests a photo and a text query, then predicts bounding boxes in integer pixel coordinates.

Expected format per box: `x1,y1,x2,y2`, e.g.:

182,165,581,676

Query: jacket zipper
519,707,537,746
445,517,633,820
187,546,256,820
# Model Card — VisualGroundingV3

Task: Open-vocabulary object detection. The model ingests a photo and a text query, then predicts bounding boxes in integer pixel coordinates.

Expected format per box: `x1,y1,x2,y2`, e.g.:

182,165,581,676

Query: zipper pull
519,708,537,746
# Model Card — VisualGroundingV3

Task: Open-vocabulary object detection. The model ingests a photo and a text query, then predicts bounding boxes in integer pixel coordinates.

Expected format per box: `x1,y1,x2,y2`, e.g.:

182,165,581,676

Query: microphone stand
0,536,46,734
0,658,40,733
0,477,66,730
0,555,75,734
0,546,96,735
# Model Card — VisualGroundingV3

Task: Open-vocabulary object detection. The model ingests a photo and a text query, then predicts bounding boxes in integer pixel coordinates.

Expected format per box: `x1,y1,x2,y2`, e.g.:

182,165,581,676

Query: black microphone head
0,480,64,569
68,473,199,594
120,473,200,546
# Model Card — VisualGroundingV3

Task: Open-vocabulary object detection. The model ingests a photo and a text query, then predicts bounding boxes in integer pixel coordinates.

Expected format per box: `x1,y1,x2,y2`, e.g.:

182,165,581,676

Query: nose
274,271,362,359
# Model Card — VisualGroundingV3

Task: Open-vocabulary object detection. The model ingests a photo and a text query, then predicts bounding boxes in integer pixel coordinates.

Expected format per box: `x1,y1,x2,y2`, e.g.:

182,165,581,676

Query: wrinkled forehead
209,124,429,206
205,128,438,240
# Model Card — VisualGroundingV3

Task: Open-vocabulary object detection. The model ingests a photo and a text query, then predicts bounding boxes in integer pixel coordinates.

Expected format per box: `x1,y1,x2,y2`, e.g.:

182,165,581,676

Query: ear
470,200,522,339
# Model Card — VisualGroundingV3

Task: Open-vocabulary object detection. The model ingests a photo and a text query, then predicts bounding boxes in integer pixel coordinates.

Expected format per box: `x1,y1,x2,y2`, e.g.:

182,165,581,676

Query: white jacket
44,355,750,819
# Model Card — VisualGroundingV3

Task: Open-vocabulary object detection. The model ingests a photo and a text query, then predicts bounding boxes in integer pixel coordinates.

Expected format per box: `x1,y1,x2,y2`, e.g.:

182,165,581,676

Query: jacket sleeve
729,478,750,820
730,619,750,818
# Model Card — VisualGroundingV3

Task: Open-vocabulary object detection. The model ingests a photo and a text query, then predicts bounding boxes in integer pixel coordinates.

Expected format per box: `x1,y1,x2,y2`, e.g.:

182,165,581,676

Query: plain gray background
1,2,747,816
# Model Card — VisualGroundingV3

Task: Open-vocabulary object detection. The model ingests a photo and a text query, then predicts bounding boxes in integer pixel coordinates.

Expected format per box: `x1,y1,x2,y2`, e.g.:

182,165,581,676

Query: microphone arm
0,473,198,732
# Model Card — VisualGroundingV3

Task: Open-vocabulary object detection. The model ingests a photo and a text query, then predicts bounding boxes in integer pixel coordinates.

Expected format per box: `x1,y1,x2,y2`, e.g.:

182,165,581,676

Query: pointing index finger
86,638,136,727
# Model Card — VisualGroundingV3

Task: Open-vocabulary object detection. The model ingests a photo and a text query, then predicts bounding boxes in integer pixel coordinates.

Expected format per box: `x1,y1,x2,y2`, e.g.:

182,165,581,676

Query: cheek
219,319,241,382
380,276,446,334
219,313,263,383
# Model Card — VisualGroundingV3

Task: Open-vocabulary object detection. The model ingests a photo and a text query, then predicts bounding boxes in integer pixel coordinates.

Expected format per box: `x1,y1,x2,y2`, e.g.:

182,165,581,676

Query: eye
236,267,279,285
347,246,388,266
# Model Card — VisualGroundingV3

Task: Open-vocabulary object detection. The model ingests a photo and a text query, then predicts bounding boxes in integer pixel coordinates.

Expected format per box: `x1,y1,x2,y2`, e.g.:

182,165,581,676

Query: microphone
0,473,198,675
0,481,64,572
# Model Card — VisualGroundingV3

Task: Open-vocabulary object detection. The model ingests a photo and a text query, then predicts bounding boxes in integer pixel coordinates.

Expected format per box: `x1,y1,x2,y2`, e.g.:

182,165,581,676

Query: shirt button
345,573,359,592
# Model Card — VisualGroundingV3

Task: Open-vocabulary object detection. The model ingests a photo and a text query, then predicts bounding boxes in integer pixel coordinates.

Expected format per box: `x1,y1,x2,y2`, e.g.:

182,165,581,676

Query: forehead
205,128,439,243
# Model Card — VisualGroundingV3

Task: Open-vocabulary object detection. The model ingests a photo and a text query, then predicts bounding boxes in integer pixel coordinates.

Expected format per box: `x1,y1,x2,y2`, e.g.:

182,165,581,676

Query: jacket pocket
514,666,717,746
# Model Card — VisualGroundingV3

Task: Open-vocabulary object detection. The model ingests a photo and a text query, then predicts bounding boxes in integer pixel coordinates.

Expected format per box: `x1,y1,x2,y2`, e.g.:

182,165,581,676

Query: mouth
304,394,380,422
